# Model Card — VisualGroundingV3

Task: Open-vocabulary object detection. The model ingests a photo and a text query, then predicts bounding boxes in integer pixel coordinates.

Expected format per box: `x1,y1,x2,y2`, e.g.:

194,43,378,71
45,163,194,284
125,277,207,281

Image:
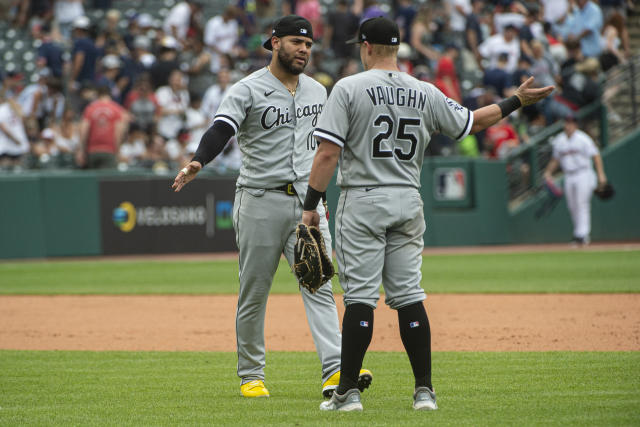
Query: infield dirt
1,294,639,352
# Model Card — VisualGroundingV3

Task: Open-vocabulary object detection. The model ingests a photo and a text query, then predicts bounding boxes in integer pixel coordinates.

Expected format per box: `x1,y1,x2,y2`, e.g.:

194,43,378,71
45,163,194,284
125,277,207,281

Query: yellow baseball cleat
322,369,373,398
240,380,270,397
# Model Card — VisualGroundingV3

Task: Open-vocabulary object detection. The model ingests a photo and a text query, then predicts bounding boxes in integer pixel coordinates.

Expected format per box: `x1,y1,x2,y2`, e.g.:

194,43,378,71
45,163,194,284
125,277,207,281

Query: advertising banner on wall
99,177,237,254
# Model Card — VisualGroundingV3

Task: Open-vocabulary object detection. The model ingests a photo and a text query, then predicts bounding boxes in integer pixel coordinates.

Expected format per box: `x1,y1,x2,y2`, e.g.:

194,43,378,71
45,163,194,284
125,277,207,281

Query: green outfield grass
0,350,638,426
1,250,639,294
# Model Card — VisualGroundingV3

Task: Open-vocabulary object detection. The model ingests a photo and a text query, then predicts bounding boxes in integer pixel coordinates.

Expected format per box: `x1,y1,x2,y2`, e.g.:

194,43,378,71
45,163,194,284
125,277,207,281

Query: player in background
543,113,608,246
172,15,371,399
300,17,554,411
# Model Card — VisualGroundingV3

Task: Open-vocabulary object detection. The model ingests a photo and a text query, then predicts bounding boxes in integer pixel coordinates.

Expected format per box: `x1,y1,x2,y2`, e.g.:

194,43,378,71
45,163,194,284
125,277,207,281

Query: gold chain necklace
267,65,297,97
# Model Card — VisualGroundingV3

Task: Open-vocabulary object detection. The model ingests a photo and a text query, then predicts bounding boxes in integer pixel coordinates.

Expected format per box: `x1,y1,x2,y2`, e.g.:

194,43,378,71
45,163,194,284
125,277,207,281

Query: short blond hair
371,44,400,57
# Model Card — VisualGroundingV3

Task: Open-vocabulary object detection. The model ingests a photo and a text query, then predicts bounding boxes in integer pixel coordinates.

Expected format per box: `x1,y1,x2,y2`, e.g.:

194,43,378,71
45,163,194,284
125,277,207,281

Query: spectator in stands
528,39,558,89
541,0,569,24
124,73,158,132
200,67,231,123
478,23,520,72
411,6,441,68
31,127,61,167
17,68,50,130
163,0,203,44
117,122,147,167
296,0,324,41
435,44,462,103
549,57,601,122
52,108,81,164
394,0,417,43
54,0,85,40
149,36,181,89
483,52,513,97
599,12,629,71
323,0,359,59
155,69,189,141
558,0,603,58
180,33,214,97
131,35,156,73
79,83,130,169
95,54,125,104
35,23,64,78
43,77,65,125
465,0,485,68
70,16,99,90
484,116,520,159
204,6,240,74
0,88,29,170
349,0,384,22
447,0,472,46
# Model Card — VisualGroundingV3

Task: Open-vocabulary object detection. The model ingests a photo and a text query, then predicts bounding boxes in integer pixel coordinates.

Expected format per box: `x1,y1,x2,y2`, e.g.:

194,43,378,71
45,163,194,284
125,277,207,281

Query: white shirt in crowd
541,0,569,24
54,0,85,24
119,139,146,163
155,86,189,140
17,83,47,118
201,84,230,124
551,129,599,174
163,2,191,41
478,34,521,72
204,15,239,73
0,102,29,156
448,0,472,32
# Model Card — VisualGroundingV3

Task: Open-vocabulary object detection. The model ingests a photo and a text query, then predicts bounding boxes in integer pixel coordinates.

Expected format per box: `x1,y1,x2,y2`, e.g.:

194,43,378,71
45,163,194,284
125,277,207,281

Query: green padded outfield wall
0,172,101,259
1,131,638,259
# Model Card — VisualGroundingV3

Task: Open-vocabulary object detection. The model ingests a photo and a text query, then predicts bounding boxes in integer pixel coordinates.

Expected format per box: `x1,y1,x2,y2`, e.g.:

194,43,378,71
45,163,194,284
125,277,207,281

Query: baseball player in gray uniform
172,15,371,398
300,17,554,411
543,113,608,245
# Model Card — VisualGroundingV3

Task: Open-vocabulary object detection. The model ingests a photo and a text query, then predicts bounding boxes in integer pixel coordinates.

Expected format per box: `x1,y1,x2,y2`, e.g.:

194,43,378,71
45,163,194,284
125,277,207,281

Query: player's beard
277,48,308,75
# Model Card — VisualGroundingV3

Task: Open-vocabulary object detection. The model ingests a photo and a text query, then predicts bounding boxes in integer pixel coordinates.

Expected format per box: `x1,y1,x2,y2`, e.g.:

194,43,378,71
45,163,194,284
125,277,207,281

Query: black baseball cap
346,17,400,45
263,15,313,51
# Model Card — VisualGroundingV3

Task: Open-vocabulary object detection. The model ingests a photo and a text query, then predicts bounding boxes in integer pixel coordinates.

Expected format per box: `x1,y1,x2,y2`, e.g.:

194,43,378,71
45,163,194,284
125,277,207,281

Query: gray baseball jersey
314,69,473,188
214,68,326,190
213,67,342,385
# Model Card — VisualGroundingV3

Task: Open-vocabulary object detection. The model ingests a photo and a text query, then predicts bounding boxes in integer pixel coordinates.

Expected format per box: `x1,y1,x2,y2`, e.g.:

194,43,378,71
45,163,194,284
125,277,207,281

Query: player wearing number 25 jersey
314,69,472,188
301,17,554,412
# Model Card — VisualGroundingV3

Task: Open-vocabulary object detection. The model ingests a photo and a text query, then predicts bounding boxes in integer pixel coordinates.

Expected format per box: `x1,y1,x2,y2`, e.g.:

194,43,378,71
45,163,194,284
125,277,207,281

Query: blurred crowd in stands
0,0,635,172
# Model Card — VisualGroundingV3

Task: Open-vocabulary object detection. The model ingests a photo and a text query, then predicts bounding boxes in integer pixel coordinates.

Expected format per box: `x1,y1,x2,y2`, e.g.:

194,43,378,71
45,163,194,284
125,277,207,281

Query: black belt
272,183,297,196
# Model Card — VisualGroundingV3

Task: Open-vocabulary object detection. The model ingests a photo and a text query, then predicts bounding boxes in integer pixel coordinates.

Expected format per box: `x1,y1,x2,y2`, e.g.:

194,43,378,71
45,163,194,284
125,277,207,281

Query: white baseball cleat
319,388,363,412
413,387,438,410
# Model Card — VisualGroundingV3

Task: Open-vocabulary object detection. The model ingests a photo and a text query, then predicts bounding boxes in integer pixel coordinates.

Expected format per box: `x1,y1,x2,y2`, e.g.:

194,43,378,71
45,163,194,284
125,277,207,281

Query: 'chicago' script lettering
261,103,323,129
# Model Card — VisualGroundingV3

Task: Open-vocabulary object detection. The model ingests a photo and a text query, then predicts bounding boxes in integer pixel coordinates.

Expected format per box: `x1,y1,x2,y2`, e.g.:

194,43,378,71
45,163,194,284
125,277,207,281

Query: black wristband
303,185,324,211
497,95,522,118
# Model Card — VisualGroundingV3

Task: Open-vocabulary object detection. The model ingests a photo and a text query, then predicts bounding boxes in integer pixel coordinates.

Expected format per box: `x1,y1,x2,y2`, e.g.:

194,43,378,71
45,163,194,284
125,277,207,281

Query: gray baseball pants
232,187,342,384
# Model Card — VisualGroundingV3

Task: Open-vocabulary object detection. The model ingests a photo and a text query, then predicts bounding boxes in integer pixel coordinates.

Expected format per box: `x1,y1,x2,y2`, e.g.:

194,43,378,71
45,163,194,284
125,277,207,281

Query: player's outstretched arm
172,161,202,192
171,120,236,192
470,77,554,134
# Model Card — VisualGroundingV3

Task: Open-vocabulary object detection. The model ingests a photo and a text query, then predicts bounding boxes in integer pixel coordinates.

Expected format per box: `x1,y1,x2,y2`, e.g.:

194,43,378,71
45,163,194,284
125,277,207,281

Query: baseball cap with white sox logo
347,16,400,45
263,15,314,51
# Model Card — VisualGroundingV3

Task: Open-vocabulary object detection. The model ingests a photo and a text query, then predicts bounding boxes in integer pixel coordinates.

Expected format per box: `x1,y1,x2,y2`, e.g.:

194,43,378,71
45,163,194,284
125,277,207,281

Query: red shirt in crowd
83,98,126,154
485,121,519,158
435,56,462,103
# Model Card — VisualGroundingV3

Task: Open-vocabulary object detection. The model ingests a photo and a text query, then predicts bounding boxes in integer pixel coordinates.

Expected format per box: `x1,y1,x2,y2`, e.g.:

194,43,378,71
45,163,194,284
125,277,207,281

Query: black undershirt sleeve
191,120,236,166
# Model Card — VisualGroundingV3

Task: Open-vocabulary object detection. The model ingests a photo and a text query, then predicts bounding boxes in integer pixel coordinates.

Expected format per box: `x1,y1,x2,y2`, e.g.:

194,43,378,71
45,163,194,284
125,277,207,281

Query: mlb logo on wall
434,167,467,201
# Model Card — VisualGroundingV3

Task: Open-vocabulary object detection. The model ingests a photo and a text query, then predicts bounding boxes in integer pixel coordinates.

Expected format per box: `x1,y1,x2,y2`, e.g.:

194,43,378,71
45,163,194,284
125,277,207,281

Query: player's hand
172,161,202,192
514,77,555,107
301,210,320,228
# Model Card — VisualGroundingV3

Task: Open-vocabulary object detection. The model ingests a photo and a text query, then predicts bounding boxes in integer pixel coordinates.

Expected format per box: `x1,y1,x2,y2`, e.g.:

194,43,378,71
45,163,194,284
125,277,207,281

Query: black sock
398,302,432,390
336,303,374,395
